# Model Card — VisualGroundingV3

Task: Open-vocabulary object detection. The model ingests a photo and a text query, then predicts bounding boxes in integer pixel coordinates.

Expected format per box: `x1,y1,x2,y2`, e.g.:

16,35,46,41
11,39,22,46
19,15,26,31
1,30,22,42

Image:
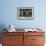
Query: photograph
17,7,34,20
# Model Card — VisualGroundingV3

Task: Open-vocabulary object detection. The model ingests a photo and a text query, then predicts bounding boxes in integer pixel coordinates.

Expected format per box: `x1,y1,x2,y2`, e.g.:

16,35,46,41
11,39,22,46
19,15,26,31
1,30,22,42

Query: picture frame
17,7,34,20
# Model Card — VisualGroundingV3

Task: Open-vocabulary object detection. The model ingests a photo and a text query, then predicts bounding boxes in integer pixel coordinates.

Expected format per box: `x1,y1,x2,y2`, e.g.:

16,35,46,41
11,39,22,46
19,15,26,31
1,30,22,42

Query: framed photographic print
17,7,34,20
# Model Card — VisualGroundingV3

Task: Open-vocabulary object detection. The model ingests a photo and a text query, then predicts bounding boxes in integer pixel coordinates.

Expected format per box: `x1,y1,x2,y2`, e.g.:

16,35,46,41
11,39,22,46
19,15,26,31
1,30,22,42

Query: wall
0,0,46,29
0,0,46,44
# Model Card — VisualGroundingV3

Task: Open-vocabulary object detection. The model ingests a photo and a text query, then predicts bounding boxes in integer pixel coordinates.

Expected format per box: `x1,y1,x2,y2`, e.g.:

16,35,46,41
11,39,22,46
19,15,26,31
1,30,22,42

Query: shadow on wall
0,24,7,43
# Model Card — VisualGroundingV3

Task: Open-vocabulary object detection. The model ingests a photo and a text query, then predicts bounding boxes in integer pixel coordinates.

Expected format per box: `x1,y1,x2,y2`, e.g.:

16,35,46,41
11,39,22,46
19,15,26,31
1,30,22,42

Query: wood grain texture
2,32,24,46
24,32,45,46
2,32,45,46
